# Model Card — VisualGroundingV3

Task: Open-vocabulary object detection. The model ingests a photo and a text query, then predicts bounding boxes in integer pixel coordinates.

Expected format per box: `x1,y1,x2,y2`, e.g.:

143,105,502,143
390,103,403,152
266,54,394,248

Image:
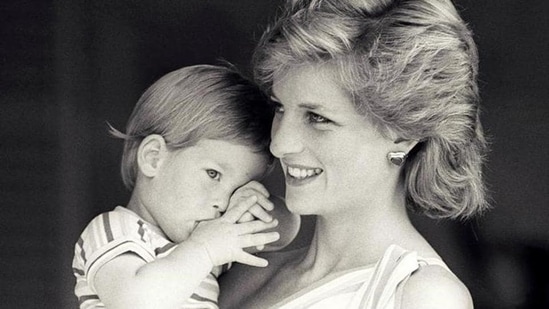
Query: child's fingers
239,231,280,249
237,212,255,223
254,194,275,212
234,252,269,267
237,181,270,197
222,196,257,223
245,204,273,223
236,219,278,235
229,188,272,212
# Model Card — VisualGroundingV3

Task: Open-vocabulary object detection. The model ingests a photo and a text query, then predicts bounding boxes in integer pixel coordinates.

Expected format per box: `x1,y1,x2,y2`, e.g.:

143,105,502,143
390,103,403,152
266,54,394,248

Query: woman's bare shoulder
401,264,473,309
218,248,304,309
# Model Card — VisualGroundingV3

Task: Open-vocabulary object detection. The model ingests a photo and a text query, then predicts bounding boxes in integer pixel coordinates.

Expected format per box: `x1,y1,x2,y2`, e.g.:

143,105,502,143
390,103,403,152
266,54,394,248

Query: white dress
270,245,452,309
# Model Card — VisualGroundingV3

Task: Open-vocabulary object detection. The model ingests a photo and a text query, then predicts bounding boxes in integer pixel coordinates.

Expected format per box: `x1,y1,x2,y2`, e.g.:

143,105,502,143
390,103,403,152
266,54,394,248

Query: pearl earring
387,152,407,166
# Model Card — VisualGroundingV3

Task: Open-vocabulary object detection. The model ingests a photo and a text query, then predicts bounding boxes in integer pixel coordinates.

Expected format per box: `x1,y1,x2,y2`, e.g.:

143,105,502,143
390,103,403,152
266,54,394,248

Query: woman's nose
270,116,303,158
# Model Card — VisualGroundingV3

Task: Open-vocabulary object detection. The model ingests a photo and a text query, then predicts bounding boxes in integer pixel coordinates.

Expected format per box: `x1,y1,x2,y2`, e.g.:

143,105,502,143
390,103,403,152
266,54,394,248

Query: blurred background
1,0,548,308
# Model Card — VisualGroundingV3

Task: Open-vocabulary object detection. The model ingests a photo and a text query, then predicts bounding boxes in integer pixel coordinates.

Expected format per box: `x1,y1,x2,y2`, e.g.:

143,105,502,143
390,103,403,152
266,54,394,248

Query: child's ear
137,134,168,177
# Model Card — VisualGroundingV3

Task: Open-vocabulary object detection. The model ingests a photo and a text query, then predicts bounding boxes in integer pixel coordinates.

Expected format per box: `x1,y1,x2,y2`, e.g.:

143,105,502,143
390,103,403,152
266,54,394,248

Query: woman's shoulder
401,263,473,309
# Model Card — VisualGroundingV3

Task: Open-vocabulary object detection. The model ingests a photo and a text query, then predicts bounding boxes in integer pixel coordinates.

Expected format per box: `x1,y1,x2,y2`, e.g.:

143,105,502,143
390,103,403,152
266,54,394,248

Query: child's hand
228,181,276,251
189,195,280,267
228,181,274,224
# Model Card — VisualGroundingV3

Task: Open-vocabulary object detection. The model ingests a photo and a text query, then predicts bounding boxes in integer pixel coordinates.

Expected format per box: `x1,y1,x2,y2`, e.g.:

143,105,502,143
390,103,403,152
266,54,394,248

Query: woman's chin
284,194,320,215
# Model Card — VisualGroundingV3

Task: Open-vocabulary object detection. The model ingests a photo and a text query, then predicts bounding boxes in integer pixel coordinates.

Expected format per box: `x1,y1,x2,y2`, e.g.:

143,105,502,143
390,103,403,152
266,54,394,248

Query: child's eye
308,112,331,124
206,169,221,180
273,102,285,114
270,97,284,114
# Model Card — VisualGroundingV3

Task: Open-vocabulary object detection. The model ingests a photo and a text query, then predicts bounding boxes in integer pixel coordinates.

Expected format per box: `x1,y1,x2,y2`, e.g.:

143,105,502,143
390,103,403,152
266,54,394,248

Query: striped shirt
72,206,226,309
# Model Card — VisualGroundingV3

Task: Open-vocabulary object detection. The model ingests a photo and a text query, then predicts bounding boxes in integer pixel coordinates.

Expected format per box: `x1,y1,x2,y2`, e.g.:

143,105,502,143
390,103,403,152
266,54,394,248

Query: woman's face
270,65,398,216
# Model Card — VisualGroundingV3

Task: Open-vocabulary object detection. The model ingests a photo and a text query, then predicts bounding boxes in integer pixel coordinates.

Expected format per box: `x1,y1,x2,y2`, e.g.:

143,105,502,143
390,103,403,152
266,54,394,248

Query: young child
72,64,300,309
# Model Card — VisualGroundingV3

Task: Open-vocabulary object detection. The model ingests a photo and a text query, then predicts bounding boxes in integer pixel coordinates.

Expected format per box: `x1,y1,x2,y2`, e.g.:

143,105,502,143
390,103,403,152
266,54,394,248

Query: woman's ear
393,137,419,153
137,134,168,177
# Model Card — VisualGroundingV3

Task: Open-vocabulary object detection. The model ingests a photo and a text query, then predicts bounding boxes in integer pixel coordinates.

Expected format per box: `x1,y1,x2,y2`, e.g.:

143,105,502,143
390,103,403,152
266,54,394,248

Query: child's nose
213,198,229,213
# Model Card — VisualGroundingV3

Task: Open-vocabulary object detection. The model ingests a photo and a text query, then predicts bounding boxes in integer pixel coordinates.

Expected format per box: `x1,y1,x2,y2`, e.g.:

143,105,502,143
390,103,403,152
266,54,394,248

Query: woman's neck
294,193,419,282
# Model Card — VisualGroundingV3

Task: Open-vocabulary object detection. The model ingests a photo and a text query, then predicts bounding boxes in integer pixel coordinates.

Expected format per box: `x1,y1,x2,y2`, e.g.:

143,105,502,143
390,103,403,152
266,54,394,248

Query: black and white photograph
2,1,548,308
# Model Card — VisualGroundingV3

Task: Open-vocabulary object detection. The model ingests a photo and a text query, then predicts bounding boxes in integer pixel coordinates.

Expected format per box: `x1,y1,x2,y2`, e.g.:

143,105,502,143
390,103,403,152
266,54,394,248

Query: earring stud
387,152,407,166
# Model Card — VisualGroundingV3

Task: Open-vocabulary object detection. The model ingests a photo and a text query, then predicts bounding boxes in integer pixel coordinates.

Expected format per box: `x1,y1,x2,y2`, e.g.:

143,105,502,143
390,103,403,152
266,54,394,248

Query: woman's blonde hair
254,0,489,219
111,64,274,190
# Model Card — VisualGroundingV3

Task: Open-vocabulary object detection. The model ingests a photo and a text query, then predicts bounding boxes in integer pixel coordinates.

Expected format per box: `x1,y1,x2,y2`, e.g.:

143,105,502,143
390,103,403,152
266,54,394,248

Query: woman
219,0,488,308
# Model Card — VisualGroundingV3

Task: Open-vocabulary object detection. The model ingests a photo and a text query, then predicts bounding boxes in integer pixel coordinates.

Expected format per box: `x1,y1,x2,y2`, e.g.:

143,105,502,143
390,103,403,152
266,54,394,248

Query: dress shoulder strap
351,245,420,308
418,256,452,272
353,245,454,309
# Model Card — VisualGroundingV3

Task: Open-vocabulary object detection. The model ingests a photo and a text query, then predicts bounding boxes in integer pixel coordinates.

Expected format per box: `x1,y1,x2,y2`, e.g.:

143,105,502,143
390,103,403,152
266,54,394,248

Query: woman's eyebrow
270,95,333,113
300,102,340,115
298,102,324,111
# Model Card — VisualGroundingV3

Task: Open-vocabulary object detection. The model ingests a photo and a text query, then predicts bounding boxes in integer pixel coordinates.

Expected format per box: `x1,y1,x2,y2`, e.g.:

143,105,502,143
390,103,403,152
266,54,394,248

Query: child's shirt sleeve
72,209,160,295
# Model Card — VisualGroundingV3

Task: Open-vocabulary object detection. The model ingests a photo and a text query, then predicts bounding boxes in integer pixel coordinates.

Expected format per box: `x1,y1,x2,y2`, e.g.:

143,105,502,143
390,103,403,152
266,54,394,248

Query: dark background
1,1,548,308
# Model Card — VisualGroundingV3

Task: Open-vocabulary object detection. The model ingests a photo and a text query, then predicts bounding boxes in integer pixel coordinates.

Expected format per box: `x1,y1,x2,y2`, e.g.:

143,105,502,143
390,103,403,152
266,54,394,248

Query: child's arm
93,196,279,309
229,181,301,252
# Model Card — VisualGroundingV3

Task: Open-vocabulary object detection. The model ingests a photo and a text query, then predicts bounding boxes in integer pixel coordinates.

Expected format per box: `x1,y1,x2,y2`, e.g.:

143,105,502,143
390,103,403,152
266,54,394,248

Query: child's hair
254,0,489,219
110,64,274,190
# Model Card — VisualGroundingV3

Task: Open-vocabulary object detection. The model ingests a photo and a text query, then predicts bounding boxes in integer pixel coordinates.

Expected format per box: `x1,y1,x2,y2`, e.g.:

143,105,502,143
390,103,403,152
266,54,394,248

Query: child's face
141,139,269,243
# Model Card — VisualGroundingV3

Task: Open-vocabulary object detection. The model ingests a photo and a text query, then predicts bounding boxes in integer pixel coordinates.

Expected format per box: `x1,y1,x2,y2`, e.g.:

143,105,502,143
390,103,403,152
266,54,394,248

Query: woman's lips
284,164,323,186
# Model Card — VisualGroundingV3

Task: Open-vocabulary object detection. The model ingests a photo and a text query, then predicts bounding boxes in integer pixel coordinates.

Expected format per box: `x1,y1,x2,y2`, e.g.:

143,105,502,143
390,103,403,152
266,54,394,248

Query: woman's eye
206,169,220,180
308,112,330,124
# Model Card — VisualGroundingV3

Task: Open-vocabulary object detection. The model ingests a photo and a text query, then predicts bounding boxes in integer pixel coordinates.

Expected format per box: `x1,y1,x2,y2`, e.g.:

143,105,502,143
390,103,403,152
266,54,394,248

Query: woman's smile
283,162,324,186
